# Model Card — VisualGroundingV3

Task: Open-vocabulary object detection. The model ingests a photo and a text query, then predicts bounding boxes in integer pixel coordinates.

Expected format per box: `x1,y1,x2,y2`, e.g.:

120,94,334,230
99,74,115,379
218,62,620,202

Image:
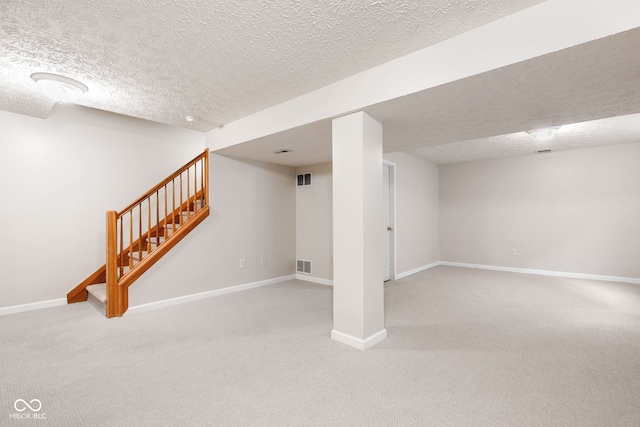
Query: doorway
383,161,396,281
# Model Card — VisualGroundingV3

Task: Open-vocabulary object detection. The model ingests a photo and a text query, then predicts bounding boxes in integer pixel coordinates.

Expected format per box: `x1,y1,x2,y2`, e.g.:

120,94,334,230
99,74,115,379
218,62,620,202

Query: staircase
67,149,210,317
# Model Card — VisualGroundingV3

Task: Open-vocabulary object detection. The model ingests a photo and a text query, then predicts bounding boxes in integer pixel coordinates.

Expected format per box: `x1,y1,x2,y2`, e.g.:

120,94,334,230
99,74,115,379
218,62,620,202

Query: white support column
331,111,387,350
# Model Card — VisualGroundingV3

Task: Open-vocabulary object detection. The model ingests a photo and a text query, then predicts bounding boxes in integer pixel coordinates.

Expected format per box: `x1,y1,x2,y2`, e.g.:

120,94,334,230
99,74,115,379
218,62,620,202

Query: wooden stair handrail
110,187,207,266
118,149,209,216
118,206,209,289
67,148,210,317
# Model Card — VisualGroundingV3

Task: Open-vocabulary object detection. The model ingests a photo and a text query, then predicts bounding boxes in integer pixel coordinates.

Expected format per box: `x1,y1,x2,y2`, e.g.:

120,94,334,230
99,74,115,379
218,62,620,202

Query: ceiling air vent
536,149,553,154
296,173,312,187
296,260,312,274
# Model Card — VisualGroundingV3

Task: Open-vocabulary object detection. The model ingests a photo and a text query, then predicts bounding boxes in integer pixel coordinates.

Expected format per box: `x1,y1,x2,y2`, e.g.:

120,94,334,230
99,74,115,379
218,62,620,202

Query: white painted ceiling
3,0,640,166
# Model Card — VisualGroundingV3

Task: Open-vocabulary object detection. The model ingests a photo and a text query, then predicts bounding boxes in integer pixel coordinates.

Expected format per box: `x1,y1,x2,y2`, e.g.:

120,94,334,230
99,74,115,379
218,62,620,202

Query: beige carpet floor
1,266,639,426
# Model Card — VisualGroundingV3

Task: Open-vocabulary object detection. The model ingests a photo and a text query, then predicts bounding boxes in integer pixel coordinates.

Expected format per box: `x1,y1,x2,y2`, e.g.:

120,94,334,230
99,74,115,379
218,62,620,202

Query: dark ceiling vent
297,173,311,186
536,148,553,154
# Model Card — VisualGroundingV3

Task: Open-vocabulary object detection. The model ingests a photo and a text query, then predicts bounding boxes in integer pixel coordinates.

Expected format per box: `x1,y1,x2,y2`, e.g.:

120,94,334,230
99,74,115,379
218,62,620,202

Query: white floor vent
296,260,312,274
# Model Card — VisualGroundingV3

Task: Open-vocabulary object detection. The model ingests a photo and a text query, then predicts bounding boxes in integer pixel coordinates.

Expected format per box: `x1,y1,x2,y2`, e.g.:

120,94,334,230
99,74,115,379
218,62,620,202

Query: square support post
331,111,386,350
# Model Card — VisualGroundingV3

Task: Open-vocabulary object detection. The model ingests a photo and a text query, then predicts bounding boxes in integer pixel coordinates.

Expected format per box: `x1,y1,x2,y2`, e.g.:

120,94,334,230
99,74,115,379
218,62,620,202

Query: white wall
129,154,296,306
294,152,439,283
0,105,296,309
295,162,333,282
383,152,440,276
439,142,640,279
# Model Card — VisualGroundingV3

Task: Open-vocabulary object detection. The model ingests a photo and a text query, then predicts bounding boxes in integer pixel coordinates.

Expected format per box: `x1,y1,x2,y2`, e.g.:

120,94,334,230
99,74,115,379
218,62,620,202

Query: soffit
216,27,640,166
371,27,640,154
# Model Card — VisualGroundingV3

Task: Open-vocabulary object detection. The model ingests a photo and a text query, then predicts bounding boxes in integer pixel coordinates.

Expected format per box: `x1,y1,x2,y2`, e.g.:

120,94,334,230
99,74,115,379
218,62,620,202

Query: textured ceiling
408,113,640,164
374,26,640,159
1,0,542,131
217,26,640,166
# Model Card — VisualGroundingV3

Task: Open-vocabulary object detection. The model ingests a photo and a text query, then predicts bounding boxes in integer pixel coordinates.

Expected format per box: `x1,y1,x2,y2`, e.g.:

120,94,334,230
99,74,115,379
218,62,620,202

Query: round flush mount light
31,72,88,103
526,126,561,142
185,115,198,123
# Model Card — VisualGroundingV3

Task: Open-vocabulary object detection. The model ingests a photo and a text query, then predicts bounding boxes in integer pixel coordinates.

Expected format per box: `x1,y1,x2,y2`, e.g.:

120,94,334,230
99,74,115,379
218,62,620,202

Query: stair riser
86,284,107,315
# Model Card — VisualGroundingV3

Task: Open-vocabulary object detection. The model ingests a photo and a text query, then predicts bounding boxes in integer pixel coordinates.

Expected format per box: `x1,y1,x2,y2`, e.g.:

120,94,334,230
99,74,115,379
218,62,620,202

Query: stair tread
86,284,107,303
130,250,149,260
164,226,180,235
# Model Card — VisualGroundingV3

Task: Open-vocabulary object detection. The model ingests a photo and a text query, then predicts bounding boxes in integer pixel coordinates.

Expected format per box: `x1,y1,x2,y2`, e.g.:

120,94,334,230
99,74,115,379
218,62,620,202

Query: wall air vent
296,260,312,274
536,149,553,154
296,173,311,187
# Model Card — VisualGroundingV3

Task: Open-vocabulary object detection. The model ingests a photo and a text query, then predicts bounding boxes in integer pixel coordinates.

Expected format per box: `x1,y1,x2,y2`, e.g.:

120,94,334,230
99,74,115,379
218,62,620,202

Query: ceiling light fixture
185,115,198,123
31,73,88,103
526,126,561,142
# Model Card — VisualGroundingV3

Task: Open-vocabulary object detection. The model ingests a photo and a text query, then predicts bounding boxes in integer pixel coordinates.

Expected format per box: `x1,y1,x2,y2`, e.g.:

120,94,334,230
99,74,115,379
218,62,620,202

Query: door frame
383,160,397,281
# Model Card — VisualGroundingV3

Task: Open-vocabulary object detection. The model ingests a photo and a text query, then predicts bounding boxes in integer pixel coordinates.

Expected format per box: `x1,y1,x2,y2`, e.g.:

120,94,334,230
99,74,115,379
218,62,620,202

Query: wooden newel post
204,148,209,207
106,210,120,318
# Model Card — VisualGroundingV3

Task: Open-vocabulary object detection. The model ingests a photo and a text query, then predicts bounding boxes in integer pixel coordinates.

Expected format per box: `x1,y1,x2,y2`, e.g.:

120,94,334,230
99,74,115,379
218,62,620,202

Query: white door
383,164,391,281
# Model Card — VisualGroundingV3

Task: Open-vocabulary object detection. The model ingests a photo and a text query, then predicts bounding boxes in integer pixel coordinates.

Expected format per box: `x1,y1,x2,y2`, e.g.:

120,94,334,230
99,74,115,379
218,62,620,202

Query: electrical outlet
240,258,246,268
510,248,517,256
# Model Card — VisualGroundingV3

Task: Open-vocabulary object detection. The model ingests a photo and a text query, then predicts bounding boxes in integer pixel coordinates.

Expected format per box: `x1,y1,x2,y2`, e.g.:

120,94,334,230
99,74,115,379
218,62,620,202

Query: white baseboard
394,262,440,280
1,275,297,317
128,274,296,314
0,275,298,318
439,261,640,285
331,328,388,350
0,298,67,317
8,261,635,318
296,274,333,286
